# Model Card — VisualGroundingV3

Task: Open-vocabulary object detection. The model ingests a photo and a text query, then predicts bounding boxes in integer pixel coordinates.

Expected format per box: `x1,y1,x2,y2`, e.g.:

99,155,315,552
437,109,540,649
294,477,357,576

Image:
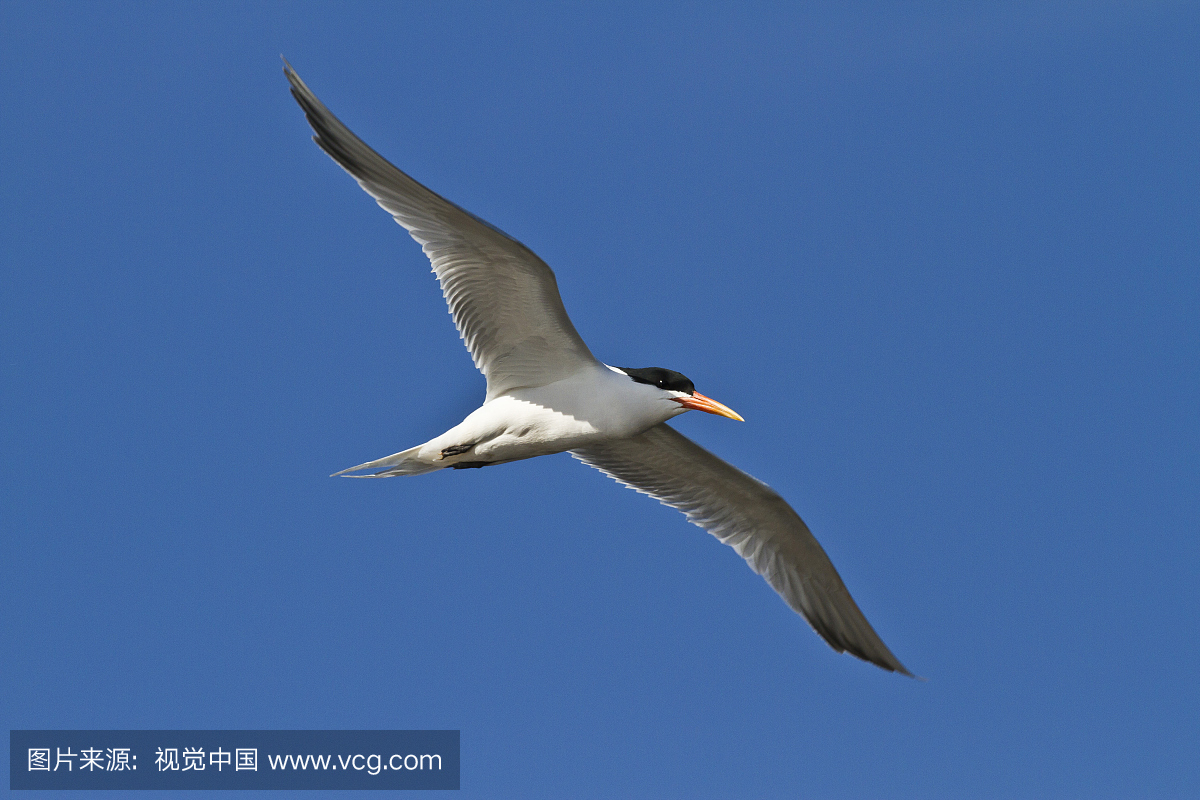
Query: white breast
420,365,683,465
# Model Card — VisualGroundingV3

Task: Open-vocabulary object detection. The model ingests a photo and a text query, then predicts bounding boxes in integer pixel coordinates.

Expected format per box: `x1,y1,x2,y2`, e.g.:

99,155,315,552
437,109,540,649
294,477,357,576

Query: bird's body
285,60,913,676
339,365,690,476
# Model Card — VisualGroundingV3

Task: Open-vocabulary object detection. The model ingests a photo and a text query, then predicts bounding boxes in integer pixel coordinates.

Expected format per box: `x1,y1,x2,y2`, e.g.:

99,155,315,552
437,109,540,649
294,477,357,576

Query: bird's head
617,366,744,422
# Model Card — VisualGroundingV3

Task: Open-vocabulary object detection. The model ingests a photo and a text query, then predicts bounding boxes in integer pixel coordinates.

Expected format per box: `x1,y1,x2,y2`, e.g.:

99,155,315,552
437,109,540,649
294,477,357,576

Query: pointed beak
673,391,745,421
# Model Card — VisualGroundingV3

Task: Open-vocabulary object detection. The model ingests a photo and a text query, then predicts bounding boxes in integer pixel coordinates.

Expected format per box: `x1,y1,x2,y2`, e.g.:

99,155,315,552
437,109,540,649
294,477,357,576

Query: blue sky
3,3,1198,798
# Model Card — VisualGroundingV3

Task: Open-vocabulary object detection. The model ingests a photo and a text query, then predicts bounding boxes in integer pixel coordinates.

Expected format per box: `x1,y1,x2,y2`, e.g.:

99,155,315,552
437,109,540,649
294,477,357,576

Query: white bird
285,61,912,676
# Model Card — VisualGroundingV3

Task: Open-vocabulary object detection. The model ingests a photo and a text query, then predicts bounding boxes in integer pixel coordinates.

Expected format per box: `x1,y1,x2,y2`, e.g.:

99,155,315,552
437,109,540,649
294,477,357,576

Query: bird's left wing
572,423,912,675
285,62,599,398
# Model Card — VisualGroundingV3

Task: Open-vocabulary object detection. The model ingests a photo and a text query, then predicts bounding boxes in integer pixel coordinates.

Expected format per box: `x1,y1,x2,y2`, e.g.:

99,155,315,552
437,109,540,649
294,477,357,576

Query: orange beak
673,391,745,421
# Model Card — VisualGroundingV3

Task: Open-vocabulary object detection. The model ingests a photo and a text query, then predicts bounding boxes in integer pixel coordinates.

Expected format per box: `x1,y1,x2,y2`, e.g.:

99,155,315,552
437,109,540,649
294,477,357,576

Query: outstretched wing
285,62,598,399
573,423,912,675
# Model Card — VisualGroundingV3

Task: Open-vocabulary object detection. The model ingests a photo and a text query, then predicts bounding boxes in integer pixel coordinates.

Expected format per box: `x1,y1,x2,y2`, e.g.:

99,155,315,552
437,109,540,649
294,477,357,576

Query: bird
284,60,912,676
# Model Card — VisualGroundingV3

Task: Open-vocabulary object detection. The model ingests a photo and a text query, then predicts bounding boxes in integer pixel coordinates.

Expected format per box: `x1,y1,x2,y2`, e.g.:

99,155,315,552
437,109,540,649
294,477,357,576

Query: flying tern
285,61,912,675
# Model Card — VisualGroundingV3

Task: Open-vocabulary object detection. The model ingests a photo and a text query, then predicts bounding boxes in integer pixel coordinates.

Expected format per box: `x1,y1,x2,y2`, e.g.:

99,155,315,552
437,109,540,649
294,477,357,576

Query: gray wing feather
573,423,912,675
285,62,597,398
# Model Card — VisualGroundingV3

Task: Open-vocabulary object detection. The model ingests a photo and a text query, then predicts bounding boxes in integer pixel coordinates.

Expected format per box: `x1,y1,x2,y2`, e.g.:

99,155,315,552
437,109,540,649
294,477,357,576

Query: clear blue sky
3,3,1198,798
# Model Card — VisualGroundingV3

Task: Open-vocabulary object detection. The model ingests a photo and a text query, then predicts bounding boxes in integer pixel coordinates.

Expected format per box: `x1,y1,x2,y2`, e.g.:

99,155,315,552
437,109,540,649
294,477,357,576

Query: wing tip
281,56,302,89
880,659,918,679
837,637,916,678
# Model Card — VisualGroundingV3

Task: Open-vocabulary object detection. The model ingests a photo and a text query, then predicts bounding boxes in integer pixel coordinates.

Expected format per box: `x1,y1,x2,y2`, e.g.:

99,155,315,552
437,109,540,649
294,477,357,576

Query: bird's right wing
572,423,912,675
285,62,599,399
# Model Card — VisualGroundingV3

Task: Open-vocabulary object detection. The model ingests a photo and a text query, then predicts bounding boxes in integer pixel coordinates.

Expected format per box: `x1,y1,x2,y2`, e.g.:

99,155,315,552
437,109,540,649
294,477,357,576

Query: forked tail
331,445,444,478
